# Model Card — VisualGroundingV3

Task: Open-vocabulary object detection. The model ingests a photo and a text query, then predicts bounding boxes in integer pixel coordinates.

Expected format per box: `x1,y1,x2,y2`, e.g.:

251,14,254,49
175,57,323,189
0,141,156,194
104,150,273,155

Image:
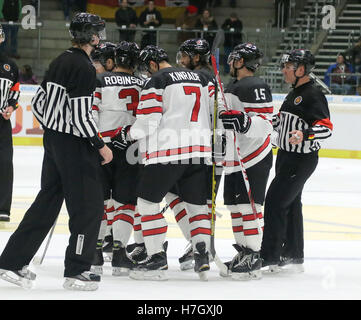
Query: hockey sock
165,192,191,241
138,197,168,256
105,199,115,239
97,200,113,241
185,202,211,252
133,207,144,244
229,204,264,251
112,200,135,247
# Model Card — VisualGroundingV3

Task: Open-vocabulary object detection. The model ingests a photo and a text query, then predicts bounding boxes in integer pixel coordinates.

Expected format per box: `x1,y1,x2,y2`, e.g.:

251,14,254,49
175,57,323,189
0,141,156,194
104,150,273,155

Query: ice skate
0,266,36,289
261,259,282,274
91,240,104,275
129,251,168,281
279,257,304,273
63,271,100,291
230,247,262,280
194,242,210,281
128,242,147,264
112,241,135,276
220,243,246,277
179,242,194,271
102,235,113,262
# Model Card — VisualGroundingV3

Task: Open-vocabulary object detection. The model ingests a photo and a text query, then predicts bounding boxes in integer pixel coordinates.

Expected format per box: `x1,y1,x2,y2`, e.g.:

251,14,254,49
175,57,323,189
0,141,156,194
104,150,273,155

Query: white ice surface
0,146,360,300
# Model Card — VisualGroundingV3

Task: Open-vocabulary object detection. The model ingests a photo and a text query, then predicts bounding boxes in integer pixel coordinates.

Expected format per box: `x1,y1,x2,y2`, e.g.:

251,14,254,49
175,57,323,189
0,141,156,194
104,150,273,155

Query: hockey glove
220,110,251,133
212,133,226,164
111,125,132,150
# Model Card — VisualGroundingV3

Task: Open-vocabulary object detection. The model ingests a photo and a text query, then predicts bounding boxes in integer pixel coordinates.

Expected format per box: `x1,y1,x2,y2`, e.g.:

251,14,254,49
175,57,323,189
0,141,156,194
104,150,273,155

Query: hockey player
90,41,118,262
260,49,333,272
111,45,214,281
91,41,117,74
91,41,144,276
174,38,224,271
0,13,112,291
218,43,273,280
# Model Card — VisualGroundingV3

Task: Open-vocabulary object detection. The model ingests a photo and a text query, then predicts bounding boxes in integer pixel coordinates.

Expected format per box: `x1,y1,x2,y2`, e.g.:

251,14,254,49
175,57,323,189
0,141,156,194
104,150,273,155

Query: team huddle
0,13,333,291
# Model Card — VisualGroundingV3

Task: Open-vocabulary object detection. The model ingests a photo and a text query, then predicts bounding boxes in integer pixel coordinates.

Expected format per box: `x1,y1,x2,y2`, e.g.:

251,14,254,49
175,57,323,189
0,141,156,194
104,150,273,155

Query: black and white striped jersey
273,80,333,153
92,71,144,143
222,76,274,171
129,67,214,165
31,47,104,148
0,54,20,112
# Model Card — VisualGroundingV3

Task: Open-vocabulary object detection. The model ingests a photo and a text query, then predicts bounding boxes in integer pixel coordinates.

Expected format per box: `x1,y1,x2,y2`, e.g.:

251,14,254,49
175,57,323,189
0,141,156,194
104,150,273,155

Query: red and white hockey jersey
221,76,273,172
92,71,144,142
129,67,215,165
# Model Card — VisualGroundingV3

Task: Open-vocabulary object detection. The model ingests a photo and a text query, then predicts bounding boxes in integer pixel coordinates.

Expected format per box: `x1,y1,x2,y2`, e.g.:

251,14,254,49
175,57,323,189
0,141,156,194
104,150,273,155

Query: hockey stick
32,217,58,265
208,48,228,276
309,72,332,94
210,55,262,235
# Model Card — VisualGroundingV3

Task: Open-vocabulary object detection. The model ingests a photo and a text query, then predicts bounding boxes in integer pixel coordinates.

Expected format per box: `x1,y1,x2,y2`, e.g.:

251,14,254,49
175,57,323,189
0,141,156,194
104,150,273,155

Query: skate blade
280,264,305,274
0,271,34,289
112,267,130,276
129,269,168,281
63,278,99,291
180,260,194,271
197,271,208,281
91,265,103,275
232,269,262,281
104,254,112,263
262,264,282,274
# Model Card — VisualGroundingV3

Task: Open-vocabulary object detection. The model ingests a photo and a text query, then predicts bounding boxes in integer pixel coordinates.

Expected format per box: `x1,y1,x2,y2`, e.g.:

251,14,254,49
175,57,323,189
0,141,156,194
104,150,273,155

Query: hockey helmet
227,43,263,72
69,12,106,44
114,41,140,70
91,42,116,67
280,49,315,74
138,45,168,73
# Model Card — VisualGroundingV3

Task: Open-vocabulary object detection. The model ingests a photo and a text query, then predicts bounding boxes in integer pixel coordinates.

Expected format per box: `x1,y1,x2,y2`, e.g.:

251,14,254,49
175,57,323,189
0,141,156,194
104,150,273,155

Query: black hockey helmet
177,38,210,69
114,41,140,70
280,49,315,74
91,42,116,67
227,43,263,72
138,45,168,73
69,12,106,44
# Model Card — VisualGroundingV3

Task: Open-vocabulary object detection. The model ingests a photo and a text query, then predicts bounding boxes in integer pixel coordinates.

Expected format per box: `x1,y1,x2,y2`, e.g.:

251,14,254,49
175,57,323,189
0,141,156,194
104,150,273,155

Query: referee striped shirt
273,80,333,153
0,55,20,112
31,47,104,148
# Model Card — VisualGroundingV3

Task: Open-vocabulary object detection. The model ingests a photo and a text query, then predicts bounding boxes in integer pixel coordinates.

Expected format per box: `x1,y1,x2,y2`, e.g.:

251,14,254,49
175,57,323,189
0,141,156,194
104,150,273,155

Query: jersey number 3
118,88,139,116
183,86,201,122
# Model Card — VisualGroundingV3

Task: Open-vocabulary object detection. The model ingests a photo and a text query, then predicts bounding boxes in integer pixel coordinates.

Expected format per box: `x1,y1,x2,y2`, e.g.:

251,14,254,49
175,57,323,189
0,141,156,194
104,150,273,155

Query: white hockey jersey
92,71,144,142
129,67,215,165
221,76,273,172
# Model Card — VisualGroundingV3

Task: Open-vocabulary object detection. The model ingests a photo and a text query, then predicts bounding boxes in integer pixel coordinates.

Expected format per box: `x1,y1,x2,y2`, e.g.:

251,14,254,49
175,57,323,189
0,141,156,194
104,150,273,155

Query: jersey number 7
183,86,201,122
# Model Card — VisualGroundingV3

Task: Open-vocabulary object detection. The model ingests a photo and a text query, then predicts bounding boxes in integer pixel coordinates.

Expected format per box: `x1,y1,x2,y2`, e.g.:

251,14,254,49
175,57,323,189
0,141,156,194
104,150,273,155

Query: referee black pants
0,117,13,217
0,129,104,277
261,149,318,264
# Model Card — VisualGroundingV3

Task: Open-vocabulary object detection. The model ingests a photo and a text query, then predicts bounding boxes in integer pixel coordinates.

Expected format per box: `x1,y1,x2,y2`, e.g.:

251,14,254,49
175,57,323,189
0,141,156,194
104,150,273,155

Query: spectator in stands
62,0,74,21
175,5,199,45
19,64,38,84
0,0,22,59
195,9,218,50
221,12,242,73
115,0,138,42
139,0,162,49
346,36,361,73
324,53,355,95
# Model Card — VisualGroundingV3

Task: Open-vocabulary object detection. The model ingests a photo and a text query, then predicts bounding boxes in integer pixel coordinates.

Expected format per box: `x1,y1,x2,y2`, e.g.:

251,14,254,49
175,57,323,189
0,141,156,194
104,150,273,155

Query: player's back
93,71,144,140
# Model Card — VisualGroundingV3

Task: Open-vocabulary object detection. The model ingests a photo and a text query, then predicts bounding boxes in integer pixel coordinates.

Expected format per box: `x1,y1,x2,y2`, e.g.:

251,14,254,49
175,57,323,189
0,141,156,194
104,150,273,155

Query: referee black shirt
32,47,104,149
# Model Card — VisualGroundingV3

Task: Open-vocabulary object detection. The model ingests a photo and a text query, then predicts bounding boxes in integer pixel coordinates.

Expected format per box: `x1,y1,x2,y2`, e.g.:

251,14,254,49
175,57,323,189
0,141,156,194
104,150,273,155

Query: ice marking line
304,219,361,229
